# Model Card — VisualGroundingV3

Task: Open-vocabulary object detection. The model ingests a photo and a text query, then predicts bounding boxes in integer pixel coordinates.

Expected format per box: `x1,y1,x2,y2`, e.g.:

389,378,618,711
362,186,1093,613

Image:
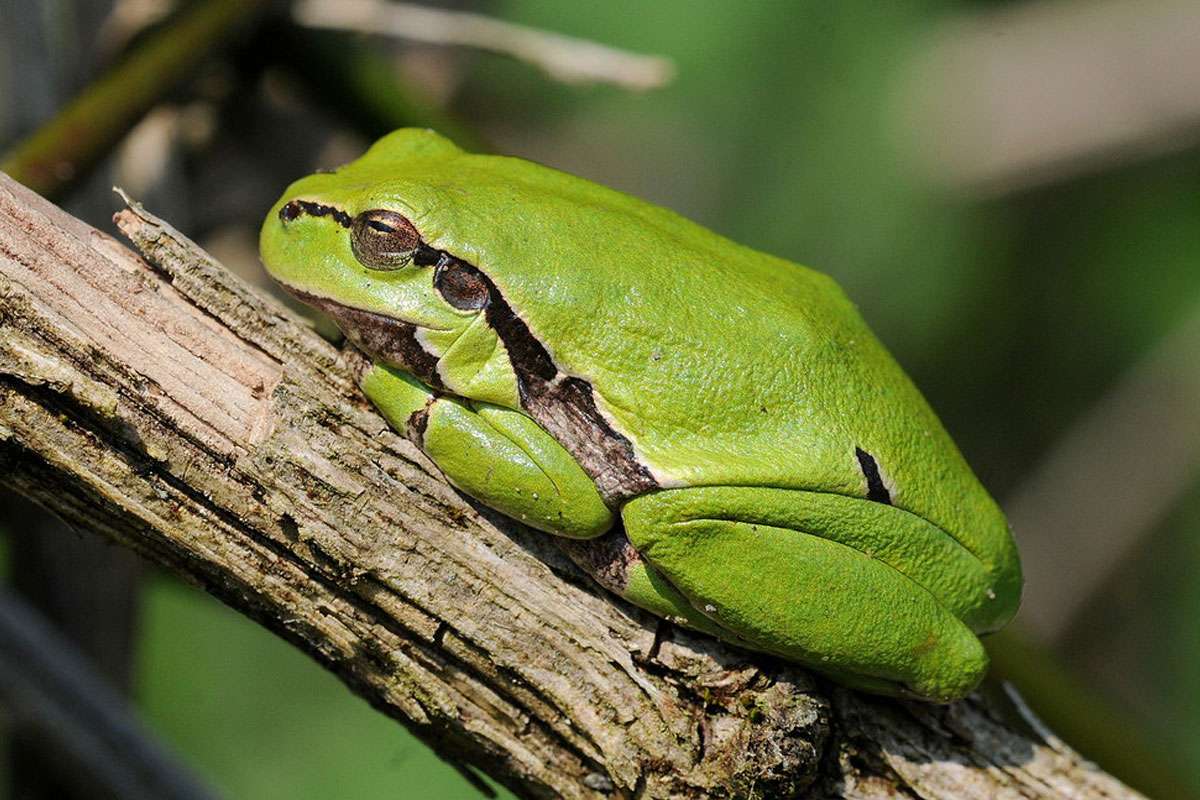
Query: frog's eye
351,209,421,270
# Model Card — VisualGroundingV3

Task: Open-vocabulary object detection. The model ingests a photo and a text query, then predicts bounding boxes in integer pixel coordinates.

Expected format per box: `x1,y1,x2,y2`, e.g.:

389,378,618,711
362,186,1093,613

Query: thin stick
293,0,675,91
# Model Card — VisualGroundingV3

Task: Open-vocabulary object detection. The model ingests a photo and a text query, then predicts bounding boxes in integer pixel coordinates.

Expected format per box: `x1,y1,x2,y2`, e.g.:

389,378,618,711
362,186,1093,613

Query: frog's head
260,131,477,379
260,126,696,398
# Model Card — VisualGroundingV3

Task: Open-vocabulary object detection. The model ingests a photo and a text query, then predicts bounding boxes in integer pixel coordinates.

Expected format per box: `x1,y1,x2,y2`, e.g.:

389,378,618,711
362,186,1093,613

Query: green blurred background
1,0,1198,797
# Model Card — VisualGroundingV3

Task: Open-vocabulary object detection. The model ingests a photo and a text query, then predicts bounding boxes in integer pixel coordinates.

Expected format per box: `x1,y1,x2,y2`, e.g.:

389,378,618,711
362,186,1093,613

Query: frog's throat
282,286,446,390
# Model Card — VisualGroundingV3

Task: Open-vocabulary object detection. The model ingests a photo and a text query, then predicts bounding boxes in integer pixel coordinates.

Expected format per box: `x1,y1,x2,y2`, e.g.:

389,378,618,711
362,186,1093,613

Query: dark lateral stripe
407,403,432,441
434,256,657,502
283,228,658,503
855,447,892,505
556,527,643,594
279,199,353,229
477,276,558,388
477,269,658,501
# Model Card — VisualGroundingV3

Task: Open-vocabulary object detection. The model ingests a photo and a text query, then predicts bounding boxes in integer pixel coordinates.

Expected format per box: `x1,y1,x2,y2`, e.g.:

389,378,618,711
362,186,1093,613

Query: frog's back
387,151,935,502
334,132,1010,594
334,134,976,527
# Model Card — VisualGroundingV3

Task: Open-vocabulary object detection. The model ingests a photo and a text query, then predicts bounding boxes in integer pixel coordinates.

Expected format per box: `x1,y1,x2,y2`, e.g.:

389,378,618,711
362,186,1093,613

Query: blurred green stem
0,0,269,199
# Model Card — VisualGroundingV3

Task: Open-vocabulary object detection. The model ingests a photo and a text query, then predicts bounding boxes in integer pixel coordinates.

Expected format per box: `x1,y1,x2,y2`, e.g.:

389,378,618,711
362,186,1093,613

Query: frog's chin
277,283,447,389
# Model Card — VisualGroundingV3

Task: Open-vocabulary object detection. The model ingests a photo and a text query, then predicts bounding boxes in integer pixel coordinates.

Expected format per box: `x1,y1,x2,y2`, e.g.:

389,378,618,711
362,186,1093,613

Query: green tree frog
260,129,1021,702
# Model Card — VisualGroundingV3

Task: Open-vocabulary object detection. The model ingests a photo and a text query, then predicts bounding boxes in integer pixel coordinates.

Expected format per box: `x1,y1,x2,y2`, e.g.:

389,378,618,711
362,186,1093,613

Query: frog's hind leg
622,486,990,702
557,530,739,642
361,364,612,539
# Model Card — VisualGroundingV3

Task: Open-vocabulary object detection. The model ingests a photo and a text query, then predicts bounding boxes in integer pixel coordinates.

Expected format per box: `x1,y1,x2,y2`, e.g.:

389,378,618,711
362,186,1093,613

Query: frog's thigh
362,365,613,539
622,487,987,702
560,532,738,642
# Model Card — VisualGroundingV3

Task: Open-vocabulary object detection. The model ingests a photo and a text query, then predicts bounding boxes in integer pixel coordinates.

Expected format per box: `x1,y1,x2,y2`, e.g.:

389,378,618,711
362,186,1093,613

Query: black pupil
367,219,396,233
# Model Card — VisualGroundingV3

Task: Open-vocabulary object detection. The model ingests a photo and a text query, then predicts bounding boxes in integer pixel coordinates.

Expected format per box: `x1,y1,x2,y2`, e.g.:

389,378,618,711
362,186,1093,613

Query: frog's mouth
281,285,447,390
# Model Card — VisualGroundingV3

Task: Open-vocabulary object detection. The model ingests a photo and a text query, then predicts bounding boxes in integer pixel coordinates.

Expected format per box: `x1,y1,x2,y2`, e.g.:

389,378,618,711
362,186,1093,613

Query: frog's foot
362,364,612,538
622,486,992,702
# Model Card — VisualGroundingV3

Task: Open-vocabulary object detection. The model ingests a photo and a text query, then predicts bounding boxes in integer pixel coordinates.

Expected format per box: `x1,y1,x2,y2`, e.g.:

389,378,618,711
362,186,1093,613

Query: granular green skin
260,129,1022,702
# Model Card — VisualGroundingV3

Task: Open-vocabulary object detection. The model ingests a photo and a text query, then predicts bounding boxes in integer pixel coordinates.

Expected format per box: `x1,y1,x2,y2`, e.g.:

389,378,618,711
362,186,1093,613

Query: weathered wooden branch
0,172,1143,799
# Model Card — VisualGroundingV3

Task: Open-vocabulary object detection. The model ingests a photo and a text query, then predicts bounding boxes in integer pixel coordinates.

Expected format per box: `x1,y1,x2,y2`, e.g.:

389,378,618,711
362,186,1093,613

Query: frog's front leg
362,363,730,638
362,364,613,538
622,487,991,702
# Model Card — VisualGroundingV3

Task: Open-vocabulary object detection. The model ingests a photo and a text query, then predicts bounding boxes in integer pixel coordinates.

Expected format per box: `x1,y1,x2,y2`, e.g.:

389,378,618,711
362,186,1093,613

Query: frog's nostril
854,448,891,505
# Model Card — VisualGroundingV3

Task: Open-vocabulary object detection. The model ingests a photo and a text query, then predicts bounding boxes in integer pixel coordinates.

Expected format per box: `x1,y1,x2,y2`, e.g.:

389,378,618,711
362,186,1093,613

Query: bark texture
0,173,1143,800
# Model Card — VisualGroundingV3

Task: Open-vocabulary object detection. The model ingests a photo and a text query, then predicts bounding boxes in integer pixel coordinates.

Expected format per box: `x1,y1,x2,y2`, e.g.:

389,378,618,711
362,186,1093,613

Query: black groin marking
855,447,891,505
